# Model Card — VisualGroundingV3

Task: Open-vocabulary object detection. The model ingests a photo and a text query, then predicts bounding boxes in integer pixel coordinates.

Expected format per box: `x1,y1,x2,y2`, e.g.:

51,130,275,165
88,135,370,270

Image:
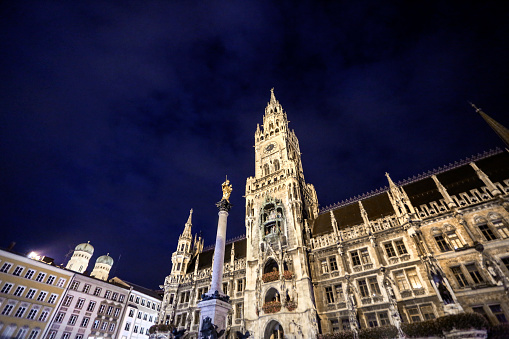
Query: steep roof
186,236,247,274
314,150,508,237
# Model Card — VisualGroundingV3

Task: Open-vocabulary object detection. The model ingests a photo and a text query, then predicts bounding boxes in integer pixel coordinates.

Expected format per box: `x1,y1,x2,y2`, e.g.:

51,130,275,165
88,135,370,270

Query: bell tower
244,89,319,338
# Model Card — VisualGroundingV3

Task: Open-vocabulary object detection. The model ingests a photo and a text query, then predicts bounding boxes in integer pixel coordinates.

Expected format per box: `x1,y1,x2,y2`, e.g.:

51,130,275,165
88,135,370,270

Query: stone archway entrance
264,320,284,339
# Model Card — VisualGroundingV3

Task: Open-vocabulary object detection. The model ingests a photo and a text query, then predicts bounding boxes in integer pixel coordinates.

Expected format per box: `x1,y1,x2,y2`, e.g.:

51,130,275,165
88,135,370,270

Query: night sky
1,1,508,289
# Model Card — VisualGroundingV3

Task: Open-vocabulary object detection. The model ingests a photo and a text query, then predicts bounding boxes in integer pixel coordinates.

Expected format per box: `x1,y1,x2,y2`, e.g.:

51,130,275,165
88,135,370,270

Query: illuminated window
87,301,96,312
478,223,497,241
321,259,329,273
63,295,73,306
434,235,451,252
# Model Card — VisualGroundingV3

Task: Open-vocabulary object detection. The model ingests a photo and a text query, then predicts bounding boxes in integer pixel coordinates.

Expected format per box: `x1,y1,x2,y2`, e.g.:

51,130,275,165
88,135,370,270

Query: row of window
124,323,150,336
0,282,59,304
324,268,423,304
128,294,159,310
330,304,435,332
0,262,66,287
47,332,85,339
1,326,41,339
127,308,155,322
69,281,125,302
320,240,408,274
1,300,51,322
433,219,509,253
171,279,245,306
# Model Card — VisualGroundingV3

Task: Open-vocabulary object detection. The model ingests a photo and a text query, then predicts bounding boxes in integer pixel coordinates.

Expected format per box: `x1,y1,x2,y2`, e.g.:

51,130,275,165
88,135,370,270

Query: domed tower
66,241,94,273
90,254,114,281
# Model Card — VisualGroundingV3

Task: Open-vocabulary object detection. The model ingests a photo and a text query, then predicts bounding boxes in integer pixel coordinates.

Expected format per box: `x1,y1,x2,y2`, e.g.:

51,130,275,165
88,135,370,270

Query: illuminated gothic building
160,90,509,339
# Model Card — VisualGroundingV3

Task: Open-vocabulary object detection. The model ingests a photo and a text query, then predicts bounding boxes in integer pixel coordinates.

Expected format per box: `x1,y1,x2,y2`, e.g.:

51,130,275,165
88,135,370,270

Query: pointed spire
385,172,397,188
181,209,193,239
471,103,509,148
270,88,277,104
358,201,370,228
330,210,339,234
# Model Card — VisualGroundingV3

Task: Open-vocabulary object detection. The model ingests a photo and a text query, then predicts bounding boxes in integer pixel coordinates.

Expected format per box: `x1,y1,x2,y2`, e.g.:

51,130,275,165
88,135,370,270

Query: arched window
264,164,270,176
475,216,498,241
488,213,509,238
264,258,279,274
274,160,280,171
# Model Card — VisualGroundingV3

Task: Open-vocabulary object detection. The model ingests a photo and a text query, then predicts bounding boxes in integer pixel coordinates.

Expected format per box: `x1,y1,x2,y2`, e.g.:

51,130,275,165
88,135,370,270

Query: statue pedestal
197,298,232,338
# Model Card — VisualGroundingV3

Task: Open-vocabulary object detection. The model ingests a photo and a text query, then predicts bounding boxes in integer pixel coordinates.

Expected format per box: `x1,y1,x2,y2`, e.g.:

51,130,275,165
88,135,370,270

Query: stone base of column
197,298,232,338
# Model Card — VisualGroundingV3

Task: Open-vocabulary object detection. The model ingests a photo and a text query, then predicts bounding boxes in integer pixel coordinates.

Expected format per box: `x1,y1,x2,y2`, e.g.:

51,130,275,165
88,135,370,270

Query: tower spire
471,103,509,148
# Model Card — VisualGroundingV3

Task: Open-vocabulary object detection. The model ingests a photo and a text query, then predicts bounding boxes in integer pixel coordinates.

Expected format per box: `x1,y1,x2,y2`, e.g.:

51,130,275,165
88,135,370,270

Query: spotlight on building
28,251,41,260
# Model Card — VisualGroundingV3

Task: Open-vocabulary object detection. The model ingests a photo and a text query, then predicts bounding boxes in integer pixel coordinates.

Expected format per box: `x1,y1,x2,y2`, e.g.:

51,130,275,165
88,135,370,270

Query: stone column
197,179,233,338
209,205,230,295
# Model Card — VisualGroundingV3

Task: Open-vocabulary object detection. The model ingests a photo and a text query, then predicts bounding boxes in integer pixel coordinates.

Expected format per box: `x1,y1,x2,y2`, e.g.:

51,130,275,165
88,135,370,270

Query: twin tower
65,241,114,281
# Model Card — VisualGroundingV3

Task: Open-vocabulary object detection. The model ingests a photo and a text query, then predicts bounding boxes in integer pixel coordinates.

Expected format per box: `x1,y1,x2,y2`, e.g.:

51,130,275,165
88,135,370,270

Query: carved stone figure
172,328,186,339
235,330,251,339
200,317,225,339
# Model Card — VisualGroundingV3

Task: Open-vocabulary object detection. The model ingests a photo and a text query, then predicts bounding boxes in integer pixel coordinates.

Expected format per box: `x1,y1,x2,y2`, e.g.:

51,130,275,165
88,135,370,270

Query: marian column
197,178,233,338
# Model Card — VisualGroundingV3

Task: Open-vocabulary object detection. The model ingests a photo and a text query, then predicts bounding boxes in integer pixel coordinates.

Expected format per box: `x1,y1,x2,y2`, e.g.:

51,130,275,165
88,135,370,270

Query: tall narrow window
489,304,508,323
329,256,338,271
335,284,344,300
395,240,408,255
321,260,329,274
358,279,369,298
466,263,484,284
325,287,335,303
384,243,396,257
360,248,371,264
478,223,497,241
350,251,361,266
368,277,381,295
434,235,451,252
394,271,409,291
451,266,468,287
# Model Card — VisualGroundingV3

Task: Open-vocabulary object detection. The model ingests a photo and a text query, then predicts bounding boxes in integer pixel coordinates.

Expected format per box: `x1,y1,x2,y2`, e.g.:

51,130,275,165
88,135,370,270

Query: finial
469,102,482,113
187,209,193,225
270,88,277,104
87,241,90,244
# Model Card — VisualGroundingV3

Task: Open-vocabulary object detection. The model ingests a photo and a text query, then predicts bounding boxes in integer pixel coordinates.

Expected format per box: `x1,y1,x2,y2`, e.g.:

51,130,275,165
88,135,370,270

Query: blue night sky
1,1,508,288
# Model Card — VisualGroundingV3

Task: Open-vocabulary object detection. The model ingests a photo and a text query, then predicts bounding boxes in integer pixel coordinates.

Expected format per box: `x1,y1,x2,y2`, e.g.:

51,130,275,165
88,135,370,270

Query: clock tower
244,89,319,338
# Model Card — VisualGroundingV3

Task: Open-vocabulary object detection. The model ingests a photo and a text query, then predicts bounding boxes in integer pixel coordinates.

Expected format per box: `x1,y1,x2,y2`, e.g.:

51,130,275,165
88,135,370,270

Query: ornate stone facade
160,91,509,339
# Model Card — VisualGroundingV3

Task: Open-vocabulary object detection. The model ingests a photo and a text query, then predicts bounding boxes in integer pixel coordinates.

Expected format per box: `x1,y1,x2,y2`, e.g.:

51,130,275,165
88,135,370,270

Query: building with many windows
0,249,74,339
1,243,162,339
159,90,509,339
114,278,162,339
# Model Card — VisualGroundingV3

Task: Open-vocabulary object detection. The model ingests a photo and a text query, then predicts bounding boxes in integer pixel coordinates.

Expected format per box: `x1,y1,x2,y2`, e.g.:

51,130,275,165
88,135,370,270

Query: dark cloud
1,0,508,288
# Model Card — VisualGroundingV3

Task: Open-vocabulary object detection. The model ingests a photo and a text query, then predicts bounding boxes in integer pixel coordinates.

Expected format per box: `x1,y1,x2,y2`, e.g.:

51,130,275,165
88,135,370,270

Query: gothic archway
264,320,284,339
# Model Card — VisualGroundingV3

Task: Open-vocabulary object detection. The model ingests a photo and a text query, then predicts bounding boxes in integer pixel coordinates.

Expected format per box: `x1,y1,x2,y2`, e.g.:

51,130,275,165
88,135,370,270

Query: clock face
265,144,275,152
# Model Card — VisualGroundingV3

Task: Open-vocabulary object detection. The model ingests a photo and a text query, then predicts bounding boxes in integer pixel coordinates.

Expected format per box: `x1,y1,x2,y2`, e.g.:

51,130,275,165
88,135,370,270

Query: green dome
96,254,114,266
75,242,94,255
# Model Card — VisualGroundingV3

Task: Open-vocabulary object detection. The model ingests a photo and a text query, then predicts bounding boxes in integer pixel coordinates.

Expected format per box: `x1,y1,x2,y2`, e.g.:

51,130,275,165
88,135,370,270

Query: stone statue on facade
171,328,187,339
200,317,225,339
235,330,251,339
